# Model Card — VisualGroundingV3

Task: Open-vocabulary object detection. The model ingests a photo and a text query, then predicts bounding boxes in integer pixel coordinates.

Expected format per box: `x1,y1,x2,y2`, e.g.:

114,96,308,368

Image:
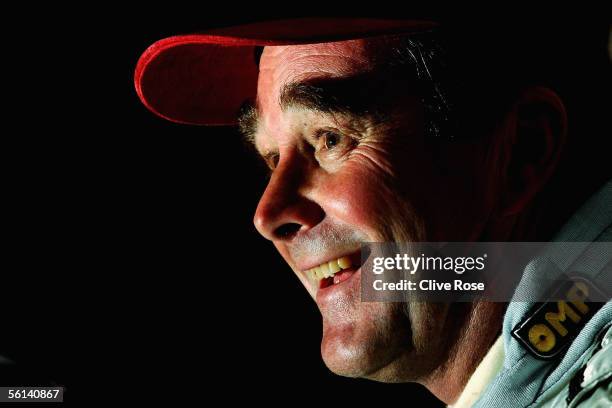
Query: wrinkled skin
248,38,559,402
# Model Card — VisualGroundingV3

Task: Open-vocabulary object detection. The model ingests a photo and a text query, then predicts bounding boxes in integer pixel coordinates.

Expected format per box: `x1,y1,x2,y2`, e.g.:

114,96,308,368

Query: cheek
316,161,402,240
415,144,493,240
312,140,493,242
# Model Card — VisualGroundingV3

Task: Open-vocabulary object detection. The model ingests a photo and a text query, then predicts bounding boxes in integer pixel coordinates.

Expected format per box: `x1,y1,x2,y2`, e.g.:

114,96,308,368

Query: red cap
134,18,437,126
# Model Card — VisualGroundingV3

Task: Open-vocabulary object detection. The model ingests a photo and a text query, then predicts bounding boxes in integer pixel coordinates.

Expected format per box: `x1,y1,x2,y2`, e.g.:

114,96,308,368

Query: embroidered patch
512,276,606,360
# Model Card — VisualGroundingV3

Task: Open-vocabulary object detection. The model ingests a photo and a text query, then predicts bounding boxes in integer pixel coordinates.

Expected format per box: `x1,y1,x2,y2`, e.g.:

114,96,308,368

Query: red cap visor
134,18,437,125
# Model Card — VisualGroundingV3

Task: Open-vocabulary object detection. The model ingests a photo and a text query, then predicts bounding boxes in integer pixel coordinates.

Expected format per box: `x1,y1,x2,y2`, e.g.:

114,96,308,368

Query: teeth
319,263,331,278
306,255,354,282
338,256,352,269
328,260,341,274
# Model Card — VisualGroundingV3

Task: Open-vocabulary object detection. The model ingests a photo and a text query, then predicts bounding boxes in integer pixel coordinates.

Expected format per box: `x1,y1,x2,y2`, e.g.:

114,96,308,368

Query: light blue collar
474,181,612,407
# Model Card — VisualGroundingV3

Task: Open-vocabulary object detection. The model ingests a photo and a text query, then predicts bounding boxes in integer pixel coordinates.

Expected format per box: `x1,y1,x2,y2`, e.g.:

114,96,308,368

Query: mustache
287,222,367,260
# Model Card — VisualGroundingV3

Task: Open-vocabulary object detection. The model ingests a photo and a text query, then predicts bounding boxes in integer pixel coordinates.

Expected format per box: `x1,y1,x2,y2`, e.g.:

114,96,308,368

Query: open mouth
304,251,364,289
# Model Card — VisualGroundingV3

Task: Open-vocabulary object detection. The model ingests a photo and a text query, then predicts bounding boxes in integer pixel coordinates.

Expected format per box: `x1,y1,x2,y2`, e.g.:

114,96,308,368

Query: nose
253,153,324,241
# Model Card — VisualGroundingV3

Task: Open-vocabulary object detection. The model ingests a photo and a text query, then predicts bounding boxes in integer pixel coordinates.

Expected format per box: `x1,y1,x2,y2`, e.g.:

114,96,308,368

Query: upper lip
296,249,361,272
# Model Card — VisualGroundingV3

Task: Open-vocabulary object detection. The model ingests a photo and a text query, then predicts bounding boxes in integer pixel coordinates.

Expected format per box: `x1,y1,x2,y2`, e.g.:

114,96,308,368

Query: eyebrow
238,74,398,148
280,77,382,116
237,101,259,146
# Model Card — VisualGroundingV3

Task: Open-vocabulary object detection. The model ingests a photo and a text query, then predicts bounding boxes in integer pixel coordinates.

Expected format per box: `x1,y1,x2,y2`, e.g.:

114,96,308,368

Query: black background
3,7,610,406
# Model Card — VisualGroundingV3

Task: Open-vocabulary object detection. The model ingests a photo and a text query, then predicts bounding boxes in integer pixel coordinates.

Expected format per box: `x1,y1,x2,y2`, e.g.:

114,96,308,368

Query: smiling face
243,38,499,384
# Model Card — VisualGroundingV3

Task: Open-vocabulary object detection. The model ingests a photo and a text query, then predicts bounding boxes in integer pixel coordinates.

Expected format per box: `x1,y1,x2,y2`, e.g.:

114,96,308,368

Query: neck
423,301,506,404
423,203,551,403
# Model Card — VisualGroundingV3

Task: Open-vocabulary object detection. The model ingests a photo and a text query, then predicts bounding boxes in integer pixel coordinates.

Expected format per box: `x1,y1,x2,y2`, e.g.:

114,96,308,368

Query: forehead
255,40,378,140
258,39,375,88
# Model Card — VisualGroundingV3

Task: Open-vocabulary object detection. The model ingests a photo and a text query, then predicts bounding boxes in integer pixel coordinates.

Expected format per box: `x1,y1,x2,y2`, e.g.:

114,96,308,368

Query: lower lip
319,269,356,289
316,267,360,299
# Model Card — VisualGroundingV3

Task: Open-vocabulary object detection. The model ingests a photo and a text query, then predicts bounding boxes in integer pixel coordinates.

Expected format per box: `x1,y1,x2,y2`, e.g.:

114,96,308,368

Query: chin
319,303,422,382
320,336,371,378
320,326,398,380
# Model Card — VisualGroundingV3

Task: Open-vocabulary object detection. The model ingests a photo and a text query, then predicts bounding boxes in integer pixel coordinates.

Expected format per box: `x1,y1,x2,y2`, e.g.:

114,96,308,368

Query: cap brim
134,18,437,126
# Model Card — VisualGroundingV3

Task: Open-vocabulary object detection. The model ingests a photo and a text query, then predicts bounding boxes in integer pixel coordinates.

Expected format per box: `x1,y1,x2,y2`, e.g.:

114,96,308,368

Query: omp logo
526,283,589,352
513,277,605,359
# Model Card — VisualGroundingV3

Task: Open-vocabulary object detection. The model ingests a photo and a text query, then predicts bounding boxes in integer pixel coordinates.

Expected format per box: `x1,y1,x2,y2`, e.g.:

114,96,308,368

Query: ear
499,86,567,216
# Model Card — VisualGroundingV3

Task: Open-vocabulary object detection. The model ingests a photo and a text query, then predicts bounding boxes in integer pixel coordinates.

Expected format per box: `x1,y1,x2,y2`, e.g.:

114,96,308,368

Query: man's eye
317,130,346,151
324,131,340,149
313,129,356,161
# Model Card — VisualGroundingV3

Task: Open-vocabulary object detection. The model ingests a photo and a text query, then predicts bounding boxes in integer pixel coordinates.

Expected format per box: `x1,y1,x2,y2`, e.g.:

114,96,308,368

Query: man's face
248,39,496,382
